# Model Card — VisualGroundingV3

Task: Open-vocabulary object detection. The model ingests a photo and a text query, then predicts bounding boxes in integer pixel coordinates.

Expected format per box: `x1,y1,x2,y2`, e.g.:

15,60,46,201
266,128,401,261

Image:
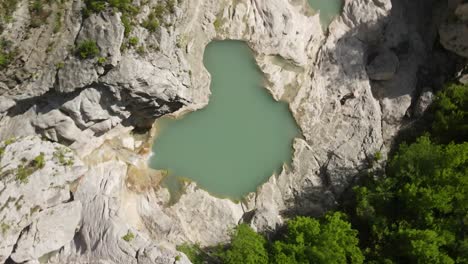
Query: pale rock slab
0,136,86,263
10,201,82,263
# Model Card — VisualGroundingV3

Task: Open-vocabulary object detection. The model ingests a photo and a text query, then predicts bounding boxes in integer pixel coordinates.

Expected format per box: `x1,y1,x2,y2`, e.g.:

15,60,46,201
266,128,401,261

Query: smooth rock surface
10,202,82,263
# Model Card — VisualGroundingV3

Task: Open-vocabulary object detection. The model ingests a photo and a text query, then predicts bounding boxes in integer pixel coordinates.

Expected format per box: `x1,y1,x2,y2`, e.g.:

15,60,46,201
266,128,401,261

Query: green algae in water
308,0,344,28
150,41,300,200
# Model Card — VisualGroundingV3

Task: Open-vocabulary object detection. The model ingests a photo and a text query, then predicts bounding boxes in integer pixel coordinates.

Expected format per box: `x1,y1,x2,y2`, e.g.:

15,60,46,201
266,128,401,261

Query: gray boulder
440,2,468,58
414,88,435,117
460,74,468,84
366,49,400,81
455,3,468,22
56,59,99,93
439,23,468,58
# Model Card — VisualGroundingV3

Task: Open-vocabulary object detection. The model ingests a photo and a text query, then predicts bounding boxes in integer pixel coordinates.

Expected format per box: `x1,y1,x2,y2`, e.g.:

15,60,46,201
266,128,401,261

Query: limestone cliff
0,0,465,263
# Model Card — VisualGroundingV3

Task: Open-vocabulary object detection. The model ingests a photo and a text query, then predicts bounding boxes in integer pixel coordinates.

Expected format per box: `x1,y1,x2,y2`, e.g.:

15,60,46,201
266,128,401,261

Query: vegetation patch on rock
0,38,15,69
122,230,135,242
75,40,100,59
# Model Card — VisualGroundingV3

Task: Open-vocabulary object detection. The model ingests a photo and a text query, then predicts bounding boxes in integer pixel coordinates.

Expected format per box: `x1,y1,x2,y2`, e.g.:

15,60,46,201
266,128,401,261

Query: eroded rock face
0,137,85,263
0,0,464,263
0,4,188,143
54,160,183,263
10,202,82,263
0,137,190,263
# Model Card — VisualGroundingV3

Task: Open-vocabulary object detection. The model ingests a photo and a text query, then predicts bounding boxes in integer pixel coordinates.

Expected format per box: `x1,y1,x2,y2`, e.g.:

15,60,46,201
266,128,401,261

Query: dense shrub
122,230,134,242
82,0,139,36
176,243,205,264
180,214,362,264
128,36,138,47
0,52,8,68
82,0,177,37
82,0,106,17
272,213,364,264
432,83,468,143
0,39,14,69
353,136,468,263
142,0,176,32
142,8,160,32
348,82,468,263
221,224,269,264
75,40,99,59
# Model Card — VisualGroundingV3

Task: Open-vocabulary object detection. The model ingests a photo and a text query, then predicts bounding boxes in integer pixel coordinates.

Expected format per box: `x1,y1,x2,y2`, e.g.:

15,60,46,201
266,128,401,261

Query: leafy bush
121,14,132,37
75,40,99,59
16,164,32,184
136,45,145,55
142,10,160,32
55,61,64,69
82,0,139,36
122,230,135,242
0,52,8,68
97,56,107,65
0,38,14,69
220,224,269,264
82,0,106,17
142,0,176,32
128,36,138,46
0,222,10,235
180,215,362,264
32,152,45,169
154,4,165,19
16,153,46,184
353,136,468,263
53,10,63,33
53,147,74,166
432,83,468,143
272,213,364,264
176,244,204,264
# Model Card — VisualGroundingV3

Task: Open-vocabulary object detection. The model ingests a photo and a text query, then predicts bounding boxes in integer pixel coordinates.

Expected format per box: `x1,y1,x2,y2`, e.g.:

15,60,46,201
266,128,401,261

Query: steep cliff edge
0,0,465,263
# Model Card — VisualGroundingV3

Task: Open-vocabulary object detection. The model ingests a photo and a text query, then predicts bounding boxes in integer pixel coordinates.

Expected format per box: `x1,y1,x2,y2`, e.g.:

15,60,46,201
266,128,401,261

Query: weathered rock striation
0,0,465,263
0,137,85,263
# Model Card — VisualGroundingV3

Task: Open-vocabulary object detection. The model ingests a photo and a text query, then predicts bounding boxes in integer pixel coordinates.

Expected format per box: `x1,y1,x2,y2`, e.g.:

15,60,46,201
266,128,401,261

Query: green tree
220,224,269,264
432,83,468,143
271,212,364,264
176,243,205,264
354,136,468,263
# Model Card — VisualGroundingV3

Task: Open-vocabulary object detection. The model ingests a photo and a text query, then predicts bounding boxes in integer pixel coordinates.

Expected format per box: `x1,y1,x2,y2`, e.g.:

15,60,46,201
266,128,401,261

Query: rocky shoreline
0,0,466,263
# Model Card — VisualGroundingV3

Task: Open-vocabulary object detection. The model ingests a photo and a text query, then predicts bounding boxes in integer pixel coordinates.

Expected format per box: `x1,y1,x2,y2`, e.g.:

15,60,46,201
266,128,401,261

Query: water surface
308,0,343,27
150,41,300,200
